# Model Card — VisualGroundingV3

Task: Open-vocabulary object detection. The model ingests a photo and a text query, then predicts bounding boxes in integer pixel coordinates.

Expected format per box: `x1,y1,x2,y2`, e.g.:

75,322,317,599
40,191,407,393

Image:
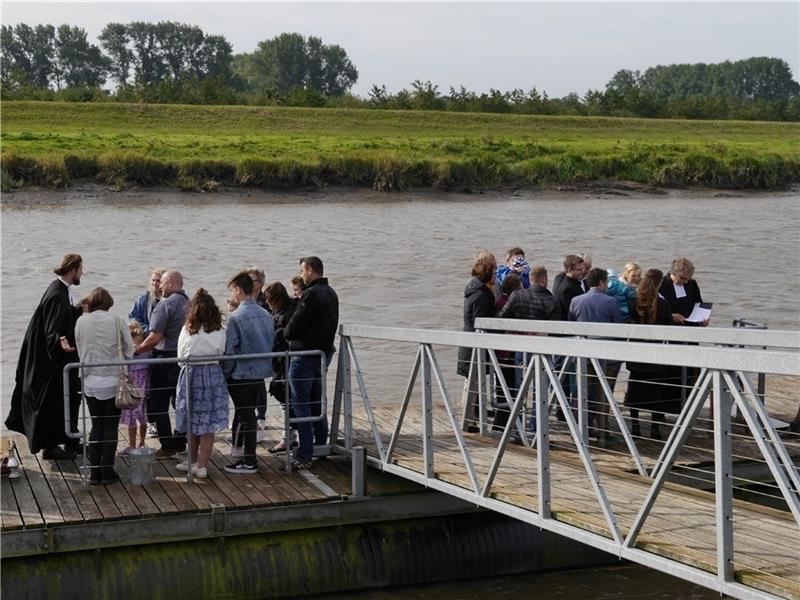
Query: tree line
2,21,799,122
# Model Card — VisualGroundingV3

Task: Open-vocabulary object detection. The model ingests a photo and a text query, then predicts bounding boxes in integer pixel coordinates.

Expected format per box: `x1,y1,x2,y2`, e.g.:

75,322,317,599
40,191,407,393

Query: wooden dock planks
2,399,798,600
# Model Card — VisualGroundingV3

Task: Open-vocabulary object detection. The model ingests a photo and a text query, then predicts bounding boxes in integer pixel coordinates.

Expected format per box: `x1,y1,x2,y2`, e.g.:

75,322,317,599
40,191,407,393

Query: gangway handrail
475,318,800,349
339,324,799,375
332,323,800,600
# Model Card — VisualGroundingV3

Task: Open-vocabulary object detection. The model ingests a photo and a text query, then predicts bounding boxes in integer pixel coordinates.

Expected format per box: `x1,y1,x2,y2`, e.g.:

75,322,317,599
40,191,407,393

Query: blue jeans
289,354,331,462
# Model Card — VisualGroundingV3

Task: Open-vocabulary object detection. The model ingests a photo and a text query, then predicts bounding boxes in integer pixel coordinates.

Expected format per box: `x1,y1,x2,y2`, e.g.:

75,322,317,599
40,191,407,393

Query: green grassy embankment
2,101,799,192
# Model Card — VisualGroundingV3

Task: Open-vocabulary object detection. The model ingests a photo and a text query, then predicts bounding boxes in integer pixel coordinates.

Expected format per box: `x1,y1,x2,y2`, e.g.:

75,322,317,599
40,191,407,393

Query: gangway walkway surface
332,322,800,600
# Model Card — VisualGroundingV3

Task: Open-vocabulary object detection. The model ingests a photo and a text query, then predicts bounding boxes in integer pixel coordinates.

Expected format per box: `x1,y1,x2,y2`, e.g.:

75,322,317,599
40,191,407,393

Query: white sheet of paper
685,302,713,323
673,282,687,299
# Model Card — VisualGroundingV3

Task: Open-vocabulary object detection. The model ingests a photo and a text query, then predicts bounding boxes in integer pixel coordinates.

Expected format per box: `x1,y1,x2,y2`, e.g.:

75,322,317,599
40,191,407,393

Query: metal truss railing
330,323,800,600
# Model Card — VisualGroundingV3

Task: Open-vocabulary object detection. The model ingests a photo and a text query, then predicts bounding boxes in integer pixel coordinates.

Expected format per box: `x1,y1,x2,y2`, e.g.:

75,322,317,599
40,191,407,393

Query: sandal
268,440,298,454
290,459,313,471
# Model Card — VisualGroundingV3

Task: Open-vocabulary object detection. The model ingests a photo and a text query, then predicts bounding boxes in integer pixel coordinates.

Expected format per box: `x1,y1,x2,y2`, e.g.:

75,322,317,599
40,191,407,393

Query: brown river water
2,185,798,404
1,186,798,598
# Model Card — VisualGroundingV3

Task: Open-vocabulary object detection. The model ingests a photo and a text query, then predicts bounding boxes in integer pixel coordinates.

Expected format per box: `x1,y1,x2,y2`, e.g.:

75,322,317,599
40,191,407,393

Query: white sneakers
175,461,207,479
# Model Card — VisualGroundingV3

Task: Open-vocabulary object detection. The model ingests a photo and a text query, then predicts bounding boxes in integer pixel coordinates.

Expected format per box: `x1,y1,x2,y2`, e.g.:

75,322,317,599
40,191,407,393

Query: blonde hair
621,262,641,284
150,268,167,298
128,321,144,343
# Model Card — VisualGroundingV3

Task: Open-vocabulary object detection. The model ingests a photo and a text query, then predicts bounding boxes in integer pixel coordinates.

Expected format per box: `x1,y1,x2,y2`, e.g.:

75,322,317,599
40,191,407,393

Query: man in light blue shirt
224,271,274,474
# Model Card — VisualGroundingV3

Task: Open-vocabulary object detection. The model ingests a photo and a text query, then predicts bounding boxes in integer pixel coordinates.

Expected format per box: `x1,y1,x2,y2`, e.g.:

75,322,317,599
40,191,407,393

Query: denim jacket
223,298,274,380
128,290,158,334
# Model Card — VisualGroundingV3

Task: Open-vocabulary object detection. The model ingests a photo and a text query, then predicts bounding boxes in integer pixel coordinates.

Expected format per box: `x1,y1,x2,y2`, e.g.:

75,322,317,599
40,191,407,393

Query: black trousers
148,352,185,452
86,396,121,480
228,379,261,464
61,369,81,451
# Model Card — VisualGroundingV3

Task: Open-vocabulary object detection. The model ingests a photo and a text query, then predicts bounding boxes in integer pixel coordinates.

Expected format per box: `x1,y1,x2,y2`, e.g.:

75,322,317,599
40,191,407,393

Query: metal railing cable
332,322,800,600
63,349,327,484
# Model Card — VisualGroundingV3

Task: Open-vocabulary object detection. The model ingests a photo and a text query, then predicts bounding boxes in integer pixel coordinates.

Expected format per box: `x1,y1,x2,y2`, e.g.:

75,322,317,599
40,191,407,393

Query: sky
2,2,798,97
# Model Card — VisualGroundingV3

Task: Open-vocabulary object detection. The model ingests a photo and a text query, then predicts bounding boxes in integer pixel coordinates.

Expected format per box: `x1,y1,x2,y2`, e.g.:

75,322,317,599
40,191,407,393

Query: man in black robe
5,254,84,459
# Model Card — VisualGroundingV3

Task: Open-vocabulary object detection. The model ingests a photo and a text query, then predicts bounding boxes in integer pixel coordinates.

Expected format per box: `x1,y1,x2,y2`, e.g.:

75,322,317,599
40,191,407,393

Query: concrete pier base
3,509,613,599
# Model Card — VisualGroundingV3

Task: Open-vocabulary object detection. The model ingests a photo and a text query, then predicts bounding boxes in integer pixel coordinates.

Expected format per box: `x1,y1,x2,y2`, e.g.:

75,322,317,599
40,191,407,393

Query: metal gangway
328,321,800,600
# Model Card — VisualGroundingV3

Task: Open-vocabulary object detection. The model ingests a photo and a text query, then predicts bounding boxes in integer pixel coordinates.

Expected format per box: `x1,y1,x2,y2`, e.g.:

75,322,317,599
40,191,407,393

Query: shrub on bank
1,153,69,187
177,160,238,190
98,153,177,188
64,154,100,179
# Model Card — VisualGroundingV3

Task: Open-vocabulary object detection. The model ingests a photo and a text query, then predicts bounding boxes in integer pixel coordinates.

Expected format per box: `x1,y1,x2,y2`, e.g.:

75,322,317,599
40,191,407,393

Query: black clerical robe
5,279,80,453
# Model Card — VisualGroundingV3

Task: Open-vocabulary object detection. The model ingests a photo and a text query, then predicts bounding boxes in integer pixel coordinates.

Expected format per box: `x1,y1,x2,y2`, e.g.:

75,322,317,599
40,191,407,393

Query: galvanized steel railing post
577,356,588,443
478,348,488,435
284,351,294,472
329,348,342,447
421,342,434,479
481,351,537,497
535,355,551,519
426,345,480,493
713,369,734,584
726,371,800,524
351,446,366,498
79,365,89,487
185,363,193,483
342,338,353,452
624,370,713,549
386,346,421,462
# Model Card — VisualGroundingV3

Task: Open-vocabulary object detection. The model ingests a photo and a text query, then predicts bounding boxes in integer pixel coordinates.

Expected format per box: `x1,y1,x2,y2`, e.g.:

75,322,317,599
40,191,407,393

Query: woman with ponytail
174,288,229,479
624,269,677,440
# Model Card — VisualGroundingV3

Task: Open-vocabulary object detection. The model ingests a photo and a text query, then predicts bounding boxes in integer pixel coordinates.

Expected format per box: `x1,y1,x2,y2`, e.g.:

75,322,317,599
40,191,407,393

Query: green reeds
2,150,798,192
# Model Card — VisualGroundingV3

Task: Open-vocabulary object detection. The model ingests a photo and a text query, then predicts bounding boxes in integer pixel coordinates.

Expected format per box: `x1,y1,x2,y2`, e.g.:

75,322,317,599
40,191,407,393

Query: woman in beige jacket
75,287,133,485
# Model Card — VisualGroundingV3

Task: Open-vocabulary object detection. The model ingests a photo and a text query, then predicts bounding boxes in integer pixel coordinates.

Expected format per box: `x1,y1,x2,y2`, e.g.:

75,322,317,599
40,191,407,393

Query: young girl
174,288,229,479
118,322,150,455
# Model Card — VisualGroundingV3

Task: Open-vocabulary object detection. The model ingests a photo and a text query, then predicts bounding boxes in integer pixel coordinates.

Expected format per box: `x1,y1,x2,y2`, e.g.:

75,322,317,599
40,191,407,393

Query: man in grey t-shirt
134,270,189,458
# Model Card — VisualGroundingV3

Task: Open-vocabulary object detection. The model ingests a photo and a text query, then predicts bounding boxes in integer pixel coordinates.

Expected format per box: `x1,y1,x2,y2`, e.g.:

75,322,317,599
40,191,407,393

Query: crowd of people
458,248,711,440
5,253,339,484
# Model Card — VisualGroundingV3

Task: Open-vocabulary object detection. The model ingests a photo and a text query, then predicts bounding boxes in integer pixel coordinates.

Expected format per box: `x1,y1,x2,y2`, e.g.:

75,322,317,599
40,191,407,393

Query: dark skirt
624,363,682,414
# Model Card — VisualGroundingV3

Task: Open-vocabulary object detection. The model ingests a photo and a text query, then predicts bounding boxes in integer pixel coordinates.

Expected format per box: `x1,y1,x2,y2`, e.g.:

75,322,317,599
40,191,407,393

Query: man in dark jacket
500,264,559,322
6,254,83,459
498,265,559,432
284,256,339,470
553,254,585,320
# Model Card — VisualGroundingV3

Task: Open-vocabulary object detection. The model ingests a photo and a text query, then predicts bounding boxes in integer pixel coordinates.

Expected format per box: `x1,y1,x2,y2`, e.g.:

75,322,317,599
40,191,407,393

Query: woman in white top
174,289,229,479
74,287,133,485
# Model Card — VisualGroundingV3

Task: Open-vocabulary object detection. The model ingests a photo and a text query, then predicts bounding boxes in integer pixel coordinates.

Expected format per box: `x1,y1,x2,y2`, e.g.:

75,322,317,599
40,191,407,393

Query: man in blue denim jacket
223,271,274,474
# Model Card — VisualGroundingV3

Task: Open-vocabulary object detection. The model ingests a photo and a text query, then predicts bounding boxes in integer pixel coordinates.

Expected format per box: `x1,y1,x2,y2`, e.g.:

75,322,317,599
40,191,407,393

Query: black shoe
43,447,77,460
100,472,120,485
224,460,257,474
